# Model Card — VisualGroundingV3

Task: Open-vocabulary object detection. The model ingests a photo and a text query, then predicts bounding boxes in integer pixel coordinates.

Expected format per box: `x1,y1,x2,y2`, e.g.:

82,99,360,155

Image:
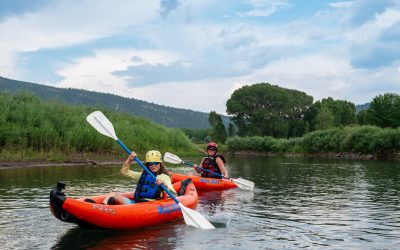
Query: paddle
86,111,215,229
164,152,255,191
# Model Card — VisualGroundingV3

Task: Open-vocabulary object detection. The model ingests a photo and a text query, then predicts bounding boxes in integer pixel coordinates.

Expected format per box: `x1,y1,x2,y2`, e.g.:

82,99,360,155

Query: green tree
208,111,228,143
356,109,369,125
228,122,236,137
226,83,313,137
304,97,356,131
367,93,400,128
315,106,335,130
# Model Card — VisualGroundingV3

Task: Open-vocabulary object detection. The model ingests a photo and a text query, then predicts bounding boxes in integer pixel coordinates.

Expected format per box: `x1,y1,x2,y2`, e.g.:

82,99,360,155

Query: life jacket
133,171,162,202
201,155,223,179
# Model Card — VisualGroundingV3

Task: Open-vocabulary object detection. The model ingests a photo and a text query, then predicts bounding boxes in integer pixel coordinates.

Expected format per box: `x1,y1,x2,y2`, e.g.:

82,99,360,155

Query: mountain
355,103,370,113
0,76,230,129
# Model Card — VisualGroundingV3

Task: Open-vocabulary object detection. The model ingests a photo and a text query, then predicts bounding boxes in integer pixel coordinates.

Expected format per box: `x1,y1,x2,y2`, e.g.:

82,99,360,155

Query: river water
0,156,399,249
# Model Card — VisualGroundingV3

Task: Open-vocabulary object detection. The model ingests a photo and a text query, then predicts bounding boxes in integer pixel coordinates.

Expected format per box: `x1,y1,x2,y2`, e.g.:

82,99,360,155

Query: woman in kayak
103,150,177,205
194,142,229,179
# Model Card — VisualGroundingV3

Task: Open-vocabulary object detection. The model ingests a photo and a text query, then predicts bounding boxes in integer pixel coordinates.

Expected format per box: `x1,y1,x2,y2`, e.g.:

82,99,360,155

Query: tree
356,109,369,125
208,111,228,143
226,83,313,138
366,93,400,128
315,106,334,130
228,122,236,137
304,97,356,131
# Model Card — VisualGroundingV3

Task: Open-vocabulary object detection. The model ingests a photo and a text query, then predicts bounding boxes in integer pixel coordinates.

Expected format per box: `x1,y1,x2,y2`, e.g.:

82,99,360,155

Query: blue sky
0,0,399,114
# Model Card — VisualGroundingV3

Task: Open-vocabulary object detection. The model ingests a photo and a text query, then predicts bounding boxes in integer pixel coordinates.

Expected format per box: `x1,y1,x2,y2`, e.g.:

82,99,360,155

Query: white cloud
329,1,353,9
347,9,400,43
238,0,290,17
0,0,158,77
54,47,236,114
130,78,236,114
55,48,180,95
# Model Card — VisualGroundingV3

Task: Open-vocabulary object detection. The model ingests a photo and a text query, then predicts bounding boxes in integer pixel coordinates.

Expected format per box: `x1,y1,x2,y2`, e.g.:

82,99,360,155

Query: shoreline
232,151,400,161
0,158,123,169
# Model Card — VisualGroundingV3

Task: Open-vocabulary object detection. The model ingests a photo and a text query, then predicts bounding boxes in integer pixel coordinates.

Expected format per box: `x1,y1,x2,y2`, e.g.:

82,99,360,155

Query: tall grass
0,92,195,160
227,125,400,156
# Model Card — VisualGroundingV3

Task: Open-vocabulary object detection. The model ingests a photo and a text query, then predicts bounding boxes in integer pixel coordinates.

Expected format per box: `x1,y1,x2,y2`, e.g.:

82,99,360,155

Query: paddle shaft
116,140,180,204
182,161,227,179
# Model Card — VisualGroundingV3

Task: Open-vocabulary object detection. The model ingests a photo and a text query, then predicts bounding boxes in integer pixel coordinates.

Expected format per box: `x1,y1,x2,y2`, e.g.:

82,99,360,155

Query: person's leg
103,193,133,205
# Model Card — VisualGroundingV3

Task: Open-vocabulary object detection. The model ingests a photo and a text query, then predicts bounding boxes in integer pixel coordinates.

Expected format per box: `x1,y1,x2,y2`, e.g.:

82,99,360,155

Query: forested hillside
0,76,230,129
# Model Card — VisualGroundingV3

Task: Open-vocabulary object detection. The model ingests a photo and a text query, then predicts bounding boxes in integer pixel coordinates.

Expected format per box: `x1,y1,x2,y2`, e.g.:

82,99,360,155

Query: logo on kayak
200,178,220,184
92,204,116,215
157,204,180,215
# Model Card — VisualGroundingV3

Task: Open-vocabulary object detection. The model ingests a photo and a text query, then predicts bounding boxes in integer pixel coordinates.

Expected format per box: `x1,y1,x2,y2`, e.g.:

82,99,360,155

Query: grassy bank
0,92,198,161
227,125,400,159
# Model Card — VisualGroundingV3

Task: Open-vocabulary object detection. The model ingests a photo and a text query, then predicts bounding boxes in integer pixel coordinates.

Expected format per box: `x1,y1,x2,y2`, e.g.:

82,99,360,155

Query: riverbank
232,150,400,160
0,158,123,169
0,151,125,169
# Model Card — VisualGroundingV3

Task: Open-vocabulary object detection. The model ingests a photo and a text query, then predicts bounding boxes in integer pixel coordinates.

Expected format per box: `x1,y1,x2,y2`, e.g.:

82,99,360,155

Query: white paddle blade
178,203,215,229
232,178,255,191
163,152,183,164
86,111,118,140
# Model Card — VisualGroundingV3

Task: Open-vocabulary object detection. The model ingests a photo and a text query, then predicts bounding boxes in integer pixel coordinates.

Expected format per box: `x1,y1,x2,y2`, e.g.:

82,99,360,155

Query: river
1,156,399,249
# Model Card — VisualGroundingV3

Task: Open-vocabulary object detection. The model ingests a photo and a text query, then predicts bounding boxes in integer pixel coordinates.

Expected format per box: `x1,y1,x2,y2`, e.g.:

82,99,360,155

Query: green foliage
315,106,334,130
305,97,356,131
0,92,196,160
181,128,211,143
227,125,400,156
228,122,236,137
366,93,400,128
226,82,313,138
208,111,228,143
356,110,369,125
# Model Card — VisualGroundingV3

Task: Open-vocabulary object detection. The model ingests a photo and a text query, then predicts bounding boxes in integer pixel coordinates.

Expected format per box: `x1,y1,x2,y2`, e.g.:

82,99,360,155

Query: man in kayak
103,150,177,205
193,142,229,179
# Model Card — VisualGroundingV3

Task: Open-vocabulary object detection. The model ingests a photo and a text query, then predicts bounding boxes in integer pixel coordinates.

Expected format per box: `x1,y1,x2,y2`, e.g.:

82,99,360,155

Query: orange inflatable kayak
50,179,196,230
171,173,237,191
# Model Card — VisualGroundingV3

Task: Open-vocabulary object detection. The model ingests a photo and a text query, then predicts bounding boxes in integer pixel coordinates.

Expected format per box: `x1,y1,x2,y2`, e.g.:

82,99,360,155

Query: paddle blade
86,111,118,140
163,152,183,164
232,178,255,191
178,203,215,229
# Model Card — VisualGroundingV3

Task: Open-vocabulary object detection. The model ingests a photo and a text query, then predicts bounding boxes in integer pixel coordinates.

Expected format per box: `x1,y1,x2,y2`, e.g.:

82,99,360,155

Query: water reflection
52,223,182,250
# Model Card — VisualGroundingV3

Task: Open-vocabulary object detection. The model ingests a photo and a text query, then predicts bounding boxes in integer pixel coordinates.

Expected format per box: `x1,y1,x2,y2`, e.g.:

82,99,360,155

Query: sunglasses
207,147,217,151
147,162,160,166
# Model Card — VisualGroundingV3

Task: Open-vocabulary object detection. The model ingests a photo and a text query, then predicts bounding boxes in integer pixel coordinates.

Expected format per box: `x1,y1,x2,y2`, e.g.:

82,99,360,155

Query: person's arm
193,159,204,173
216,157,229,178
156,174,178,196
121,151,141,182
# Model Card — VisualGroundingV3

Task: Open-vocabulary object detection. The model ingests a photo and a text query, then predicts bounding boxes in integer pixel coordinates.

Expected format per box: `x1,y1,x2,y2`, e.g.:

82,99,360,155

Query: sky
0,0,399,114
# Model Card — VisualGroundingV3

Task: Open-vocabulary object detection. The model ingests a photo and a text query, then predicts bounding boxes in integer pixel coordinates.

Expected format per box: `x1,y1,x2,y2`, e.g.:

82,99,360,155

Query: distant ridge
0,76,230,129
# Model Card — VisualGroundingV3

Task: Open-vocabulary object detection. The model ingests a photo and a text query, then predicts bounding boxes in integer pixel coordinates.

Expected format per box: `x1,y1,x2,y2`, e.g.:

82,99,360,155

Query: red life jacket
201,155,223,179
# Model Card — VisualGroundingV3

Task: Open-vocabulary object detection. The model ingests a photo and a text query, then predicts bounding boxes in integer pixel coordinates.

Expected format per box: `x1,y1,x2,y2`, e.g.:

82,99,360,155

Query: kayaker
103,150,177,205
193,142,229,179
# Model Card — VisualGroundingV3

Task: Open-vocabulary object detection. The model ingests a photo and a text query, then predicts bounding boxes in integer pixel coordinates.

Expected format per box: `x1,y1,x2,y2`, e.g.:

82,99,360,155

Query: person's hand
125,151,136,164
193,164,198,170
156,179,164,186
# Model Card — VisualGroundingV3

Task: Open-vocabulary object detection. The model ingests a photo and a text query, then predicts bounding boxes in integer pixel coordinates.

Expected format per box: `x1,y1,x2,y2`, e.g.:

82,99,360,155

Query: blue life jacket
133,172,162,202
201,155,223,179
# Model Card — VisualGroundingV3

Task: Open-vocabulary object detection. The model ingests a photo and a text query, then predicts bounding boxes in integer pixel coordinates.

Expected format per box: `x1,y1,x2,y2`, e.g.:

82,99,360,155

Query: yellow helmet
145,150,162,163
